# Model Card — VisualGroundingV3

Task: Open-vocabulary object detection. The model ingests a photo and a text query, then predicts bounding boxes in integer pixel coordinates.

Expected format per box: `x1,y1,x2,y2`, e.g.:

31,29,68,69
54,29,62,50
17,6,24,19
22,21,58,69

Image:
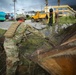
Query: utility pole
45,0,48,6
13,0,17,20
45,0,48,13
41,5,42,11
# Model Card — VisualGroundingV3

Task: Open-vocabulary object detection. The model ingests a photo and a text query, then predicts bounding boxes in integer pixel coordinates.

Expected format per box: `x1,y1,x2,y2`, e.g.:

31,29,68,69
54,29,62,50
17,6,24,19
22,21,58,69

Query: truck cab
31,11,48,22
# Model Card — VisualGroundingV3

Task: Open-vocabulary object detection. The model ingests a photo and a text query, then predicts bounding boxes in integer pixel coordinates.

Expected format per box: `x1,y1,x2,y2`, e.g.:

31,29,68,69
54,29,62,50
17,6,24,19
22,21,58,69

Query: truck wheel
38,18,42,22
31,18,34,22
0,20,5,22
42,18,48,25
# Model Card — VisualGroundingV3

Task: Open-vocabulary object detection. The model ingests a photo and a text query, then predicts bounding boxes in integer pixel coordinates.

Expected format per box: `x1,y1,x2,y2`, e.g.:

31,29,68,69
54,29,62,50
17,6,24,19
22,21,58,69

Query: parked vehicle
31,11,48,22
0,12,6,22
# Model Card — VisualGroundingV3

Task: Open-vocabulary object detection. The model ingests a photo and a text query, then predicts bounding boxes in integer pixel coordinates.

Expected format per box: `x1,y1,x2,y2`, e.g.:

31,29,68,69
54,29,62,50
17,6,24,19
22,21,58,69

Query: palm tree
58,0,60,6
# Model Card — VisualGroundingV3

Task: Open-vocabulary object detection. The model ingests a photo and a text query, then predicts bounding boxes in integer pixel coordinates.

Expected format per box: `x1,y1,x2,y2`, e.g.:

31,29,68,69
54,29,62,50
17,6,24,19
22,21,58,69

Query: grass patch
0,28,6,36
58,16,76,25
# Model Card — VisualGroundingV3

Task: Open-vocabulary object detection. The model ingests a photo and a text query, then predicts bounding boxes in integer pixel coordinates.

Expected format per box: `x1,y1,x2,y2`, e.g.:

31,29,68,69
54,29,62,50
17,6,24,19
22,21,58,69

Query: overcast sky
0,0,76,13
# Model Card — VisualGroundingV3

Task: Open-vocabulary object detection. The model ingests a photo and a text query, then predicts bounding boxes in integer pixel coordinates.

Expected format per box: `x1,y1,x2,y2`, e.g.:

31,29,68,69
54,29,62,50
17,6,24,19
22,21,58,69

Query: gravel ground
0,20,46,30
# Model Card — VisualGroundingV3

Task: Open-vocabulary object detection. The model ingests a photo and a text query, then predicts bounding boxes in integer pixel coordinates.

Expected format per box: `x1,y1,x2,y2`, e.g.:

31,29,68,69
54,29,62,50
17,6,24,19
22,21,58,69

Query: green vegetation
26,15,31,20
0,28,6,36
20,34,52,55
58,16,76,25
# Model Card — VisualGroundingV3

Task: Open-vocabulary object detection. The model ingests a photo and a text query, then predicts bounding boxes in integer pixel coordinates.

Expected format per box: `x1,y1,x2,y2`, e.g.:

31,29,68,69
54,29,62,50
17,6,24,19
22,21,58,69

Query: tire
31,18,34,22
37,18,42,22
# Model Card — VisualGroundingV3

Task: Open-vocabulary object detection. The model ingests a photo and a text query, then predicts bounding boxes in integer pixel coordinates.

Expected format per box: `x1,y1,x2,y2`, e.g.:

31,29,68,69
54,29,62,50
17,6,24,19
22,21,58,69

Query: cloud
48,0,76,5
0,0,76,13
0,0,15,13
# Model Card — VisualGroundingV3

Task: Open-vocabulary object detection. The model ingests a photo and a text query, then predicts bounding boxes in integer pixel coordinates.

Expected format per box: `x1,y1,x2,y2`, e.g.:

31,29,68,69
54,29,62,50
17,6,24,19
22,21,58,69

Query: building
44,5,76,17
